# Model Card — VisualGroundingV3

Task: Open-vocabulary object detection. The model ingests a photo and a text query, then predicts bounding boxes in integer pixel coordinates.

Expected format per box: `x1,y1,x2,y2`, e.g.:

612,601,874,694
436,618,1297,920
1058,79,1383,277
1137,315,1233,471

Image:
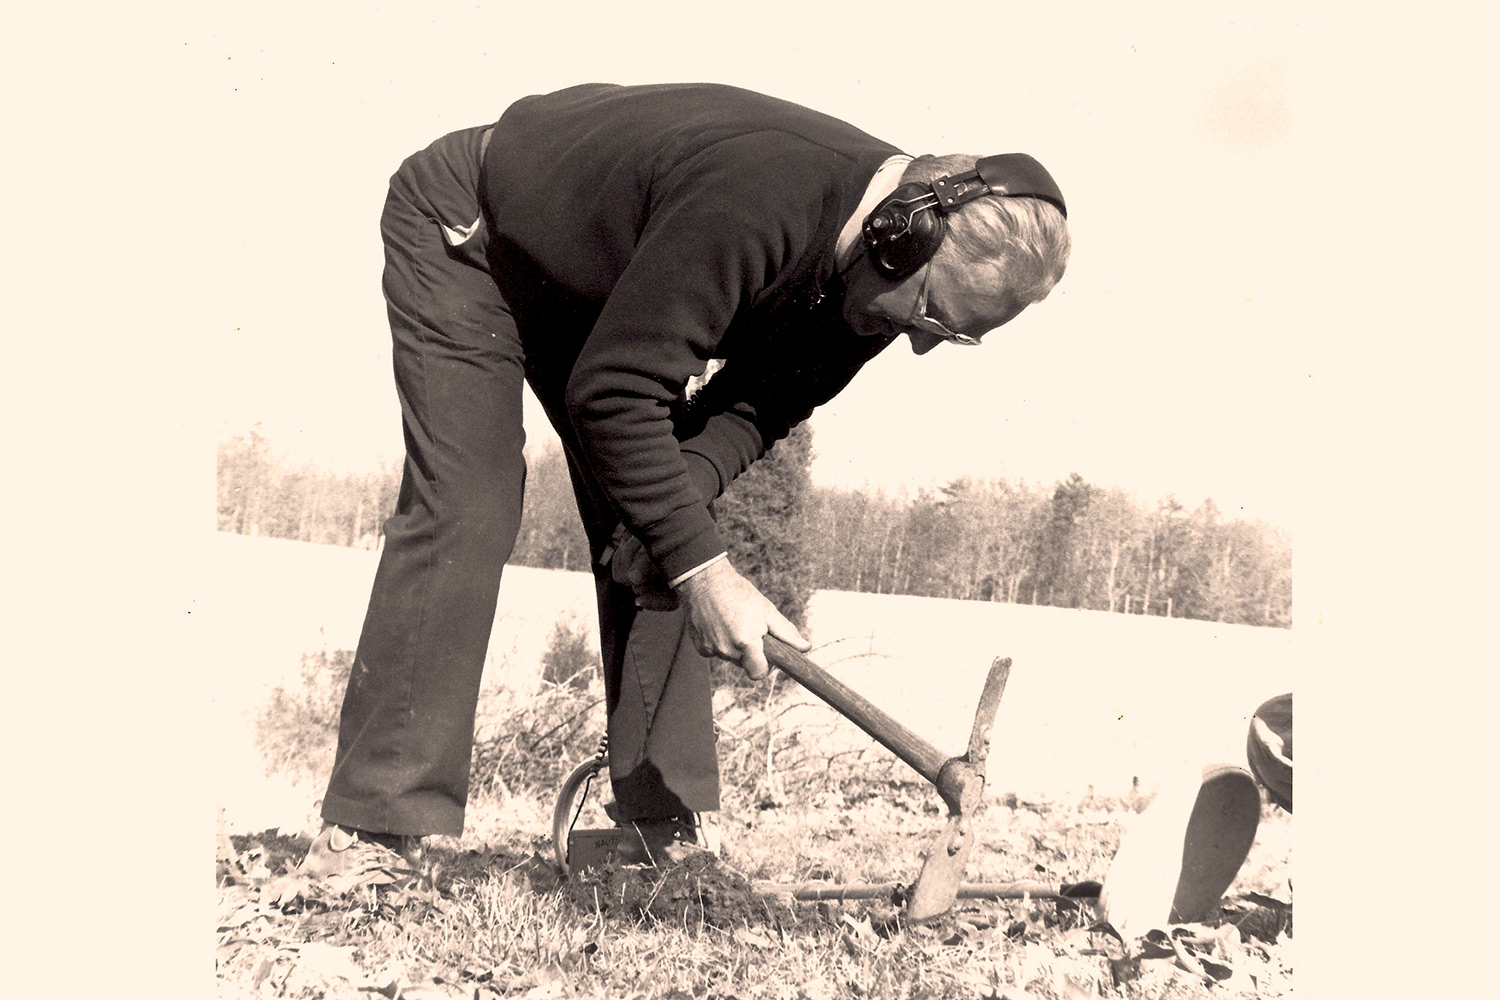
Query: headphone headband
932,154,1068,218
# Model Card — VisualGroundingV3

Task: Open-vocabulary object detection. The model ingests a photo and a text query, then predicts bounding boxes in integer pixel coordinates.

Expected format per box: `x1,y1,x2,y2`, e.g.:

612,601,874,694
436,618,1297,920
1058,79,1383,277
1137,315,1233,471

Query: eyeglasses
908,265,982,346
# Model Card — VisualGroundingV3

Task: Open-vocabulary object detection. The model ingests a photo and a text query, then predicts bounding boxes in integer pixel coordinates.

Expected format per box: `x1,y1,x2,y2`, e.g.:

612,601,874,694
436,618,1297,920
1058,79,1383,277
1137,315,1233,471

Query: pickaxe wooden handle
763,637,949,790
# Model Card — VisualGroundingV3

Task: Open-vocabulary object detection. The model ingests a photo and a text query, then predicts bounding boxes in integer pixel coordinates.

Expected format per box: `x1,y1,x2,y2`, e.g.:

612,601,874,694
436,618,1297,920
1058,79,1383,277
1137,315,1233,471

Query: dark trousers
321,127,717,838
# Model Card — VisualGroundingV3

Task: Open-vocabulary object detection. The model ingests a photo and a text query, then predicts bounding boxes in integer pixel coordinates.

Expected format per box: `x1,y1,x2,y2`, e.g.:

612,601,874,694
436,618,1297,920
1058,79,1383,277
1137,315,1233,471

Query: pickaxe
762,638,1010,922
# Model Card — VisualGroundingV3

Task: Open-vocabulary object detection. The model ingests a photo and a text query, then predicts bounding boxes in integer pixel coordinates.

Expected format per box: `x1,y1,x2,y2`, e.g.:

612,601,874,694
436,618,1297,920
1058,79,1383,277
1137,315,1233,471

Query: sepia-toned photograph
192,3,1377,996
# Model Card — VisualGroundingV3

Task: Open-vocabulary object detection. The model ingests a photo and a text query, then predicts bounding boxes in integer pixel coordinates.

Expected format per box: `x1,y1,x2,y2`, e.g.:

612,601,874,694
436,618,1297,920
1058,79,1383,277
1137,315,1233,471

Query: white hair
903,154,1072,307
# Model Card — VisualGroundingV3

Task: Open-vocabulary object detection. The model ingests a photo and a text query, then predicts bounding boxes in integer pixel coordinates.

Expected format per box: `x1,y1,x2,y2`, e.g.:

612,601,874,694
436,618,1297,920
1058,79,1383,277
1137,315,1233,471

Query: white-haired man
302,83,1071,875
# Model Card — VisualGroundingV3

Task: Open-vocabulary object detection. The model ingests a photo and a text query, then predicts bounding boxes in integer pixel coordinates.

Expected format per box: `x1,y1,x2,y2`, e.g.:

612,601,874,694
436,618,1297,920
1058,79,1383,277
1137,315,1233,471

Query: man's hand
674,558,810,679
607,525,678,610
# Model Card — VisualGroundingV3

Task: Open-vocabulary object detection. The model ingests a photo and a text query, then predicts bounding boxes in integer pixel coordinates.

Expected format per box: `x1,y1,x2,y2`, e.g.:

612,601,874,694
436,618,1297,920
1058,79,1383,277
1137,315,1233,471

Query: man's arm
622,301,896,675
560,139,842,671
564,136,861,561
671,303,898,506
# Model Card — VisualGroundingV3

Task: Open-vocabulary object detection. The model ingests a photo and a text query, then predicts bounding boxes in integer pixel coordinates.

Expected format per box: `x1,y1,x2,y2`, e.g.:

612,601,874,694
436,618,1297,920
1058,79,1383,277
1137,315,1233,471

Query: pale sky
203,2,1328,531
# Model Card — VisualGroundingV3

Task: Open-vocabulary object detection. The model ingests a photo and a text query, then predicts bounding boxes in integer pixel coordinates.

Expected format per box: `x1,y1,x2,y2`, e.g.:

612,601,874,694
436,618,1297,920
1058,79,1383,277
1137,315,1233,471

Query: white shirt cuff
669,552,728,587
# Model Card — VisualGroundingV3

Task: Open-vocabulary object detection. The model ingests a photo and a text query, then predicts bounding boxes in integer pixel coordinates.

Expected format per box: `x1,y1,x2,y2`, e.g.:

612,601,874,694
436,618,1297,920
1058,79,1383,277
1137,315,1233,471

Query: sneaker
293,824,423,891
615,813,719,867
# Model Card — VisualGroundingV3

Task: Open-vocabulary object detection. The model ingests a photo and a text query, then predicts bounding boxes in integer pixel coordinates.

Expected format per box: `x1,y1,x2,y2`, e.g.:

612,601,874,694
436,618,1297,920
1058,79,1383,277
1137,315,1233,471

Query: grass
224,629,1293,1000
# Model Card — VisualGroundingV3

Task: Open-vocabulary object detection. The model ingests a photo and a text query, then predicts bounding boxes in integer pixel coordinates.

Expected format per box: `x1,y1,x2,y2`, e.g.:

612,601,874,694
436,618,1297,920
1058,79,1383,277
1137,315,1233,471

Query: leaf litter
218,791,1293,999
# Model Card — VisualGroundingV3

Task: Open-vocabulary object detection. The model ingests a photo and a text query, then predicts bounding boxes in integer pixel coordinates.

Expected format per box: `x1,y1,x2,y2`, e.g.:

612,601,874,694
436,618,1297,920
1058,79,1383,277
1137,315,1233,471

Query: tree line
796,473,1291,627
215,425,594,562
217,426,1290,629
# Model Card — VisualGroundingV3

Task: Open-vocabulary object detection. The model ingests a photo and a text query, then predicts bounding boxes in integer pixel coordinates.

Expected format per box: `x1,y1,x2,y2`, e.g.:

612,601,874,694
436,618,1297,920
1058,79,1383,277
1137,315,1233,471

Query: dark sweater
481,83,900,580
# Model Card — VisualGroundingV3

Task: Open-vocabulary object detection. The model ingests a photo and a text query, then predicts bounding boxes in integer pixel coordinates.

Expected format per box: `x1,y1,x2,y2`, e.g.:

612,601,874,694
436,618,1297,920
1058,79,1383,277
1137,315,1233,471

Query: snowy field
204,532,1301,834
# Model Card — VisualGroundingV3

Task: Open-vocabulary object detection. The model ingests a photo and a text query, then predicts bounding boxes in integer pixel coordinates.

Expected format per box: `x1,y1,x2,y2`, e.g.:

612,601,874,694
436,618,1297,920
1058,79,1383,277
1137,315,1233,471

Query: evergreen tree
510,442,591,572
713,422,816,628
1036,472,1093,607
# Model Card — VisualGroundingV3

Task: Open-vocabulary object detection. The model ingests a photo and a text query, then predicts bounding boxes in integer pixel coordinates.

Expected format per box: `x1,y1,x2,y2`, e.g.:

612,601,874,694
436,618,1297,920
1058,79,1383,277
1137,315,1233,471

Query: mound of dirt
563,851,786,928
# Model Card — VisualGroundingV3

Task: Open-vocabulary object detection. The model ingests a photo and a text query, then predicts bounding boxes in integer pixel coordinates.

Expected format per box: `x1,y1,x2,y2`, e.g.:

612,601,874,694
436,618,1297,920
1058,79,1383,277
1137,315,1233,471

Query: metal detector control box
565,827,623,873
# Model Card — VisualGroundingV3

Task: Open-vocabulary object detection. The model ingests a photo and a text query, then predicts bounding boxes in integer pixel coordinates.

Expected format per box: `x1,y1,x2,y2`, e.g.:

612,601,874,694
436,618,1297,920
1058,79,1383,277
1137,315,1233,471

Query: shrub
540,614,599,690
255,649,354,779
470,683,604,802
471,614,606,800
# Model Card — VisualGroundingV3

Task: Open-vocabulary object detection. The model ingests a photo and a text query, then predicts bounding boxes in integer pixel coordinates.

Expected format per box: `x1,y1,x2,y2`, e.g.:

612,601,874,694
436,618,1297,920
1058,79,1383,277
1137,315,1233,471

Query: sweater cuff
642,503,727,582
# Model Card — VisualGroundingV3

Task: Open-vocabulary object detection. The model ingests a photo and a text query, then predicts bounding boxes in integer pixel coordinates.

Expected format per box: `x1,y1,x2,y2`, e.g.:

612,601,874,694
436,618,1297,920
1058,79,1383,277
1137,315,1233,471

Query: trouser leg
594,569,721,818
520,376,721,820
322,125,522,838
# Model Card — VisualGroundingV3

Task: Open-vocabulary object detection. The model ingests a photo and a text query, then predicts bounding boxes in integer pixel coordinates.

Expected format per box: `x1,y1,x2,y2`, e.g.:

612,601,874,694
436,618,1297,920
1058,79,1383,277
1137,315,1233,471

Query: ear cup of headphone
862,183,949,281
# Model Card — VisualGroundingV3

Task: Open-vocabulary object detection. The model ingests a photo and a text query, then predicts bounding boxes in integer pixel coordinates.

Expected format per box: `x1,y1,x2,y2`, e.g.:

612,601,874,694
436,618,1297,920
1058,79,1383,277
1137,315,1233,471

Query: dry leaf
1235,906,1289,942
400,983,468,1000
291,941,367,984
1060,926,1093,954
733,926,777,950
1246,891,1290,910
216,904,262,931
997,987,1040,1000
323,867,401,896
1057,972,1096,1000
251,955,277,989
840,916,881,957
271,875,308,909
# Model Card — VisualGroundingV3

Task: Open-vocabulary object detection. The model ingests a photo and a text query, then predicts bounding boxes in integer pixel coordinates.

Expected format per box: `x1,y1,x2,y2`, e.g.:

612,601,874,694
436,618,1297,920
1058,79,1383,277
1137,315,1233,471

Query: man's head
843,153,1071,354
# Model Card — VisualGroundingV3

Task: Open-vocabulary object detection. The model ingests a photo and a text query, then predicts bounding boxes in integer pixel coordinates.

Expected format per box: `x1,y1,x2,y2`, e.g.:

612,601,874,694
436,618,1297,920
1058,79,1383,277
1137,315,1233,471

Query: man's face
842,256,1028,355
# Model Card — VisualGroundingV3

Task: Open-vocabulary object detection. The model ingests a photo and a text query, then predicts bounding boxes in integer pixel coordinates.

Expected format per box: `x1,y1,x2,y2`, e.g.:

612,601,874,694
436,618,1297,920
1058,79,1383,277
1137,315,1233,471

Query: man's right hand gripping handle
674,558,810,679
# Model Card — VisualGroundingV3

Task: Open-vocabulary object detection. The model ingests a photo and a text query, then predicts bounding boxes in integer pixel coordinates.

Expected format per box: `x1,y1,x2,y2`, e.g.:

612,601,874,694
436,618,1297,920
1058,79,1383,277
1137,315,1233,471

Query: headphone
860,153,1067,281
